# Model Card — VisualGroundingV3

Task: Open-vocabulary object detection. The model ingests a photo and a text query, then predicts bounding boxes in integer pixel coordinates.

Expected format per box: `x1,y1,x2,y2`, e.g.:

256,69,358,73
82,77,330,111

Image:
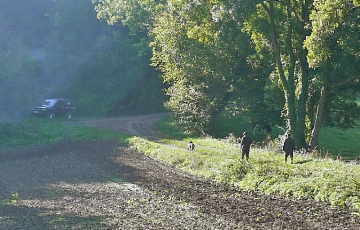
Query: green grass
131,132,360,214
157,117,198,140
0,117,128,148
126,116,360,213
318,124,360,158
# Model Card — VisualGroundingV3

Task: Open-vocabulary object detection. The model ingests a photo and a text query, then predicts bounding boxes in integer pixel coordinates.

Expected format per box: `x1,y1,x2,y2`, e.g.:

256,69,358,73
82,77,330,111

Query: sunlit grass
123,117,360,213
131,133,360,213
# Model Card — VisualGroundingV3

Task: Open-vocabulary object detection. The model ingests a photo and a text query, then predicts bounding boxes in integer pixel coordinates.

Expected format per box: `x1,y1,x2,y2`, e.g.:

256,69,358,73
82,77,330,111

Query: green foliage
212,110,283,139
93,0,159,32
157,117,198,140
305,0,359,67
44,0,164,116
217,161,251,183
118,71,166,114
304,0,360,132
10,193,19,204
59,30,165,116
324,97,360,129
129,136,240,178
150,0,273,134
2,192,20,204
211,113,249,138
164,82,212,134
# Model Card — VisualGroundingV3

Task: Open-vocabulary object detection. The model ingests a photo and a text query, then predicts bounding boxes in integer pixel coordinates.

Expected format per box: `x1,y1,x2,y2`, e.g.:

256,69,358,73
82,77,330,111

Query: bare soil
0,113,359,229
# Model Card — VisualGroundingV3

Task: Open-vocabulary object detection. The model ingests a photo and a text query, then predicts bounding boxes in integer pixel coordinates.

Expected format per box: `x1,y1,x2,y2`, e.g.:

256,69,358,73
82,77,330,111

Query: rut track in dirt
0,113,359,229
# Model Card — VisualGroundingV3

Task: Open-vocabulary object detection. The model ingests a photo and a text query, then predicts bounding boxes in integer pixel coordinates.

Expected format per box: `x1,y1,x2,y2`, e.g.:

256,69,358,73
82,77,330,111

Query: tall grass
130,117,360,213
130,134,360,214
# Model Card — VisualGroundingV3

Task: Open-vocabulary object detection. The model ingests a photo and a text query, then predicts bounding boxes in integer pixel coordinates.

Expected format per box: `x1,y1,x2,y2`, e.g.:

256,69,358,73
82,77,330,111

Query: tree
240,0,360,149
95,0,272,134
304,0,360,148
237,0,313,148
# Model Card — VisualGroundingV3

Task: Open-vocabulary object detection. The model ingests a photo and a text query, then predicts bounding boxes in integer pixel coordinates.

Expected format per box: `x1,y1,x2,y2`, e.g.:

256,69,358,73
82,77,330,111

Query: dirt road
0,113,359,229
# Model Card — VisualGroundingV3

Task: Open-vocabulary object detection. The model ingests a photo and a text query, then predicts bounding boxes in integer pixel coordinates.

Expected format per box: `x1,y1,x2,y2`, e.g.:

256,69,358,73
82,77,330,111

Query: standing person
263,123,272,136
282,133,296,163
263,123,272,146
240,131,252,161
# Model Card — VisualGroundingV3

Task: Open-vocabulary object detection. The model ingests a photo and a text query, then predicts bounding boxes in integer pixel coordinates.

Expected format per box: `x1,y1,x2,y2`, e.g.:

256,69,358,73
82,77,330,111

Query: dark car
33,98,76,119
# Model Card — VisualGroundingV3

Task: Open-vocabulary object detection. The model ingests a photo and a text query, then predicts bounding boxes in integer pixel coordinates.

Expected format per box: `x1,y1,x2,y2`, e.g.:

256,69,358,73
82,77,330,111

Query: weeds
2,192,19,204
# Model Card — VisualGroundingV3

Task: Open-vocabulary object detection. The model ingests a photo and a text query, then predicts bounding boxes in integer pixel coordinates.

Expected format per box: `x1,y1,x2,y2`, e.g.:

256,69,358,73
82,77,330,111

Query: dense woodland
0,0,165,120
1,0,359,150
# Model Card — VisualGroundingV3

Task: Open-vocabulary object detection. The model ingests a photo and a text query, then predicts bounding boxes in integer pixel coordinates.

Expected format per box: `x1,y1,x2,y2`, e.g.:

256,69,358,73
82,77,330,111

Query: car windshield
42,99,57,106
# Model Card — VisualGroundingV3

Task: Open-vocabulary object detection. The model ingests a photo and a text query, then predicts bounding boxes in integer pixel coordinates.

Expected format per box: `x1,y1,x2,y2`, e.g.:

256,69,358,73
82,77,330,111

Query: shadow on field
295,159,313,164
0,203,107,230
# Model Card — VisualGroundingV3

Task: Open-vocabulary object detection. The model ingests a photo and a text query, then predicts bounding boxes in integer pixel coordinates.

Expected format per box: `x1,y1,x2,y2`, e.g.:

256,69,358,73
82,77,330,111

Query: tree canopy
93,0,359,148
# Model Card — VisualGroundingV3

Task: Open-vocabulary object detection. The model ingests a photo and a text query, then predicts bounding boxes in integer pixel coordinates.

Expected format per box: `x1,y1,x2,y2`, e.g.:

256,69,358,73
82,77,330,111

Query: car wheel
48,112,55,119
65,111,72,119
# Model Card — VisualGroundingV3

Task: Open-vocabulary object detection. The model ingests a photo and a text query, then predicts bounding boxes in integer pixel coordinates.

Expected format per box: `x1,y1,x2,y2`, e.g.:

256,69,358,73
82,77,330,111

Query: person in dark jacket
240,131,252,161
283,133,296,163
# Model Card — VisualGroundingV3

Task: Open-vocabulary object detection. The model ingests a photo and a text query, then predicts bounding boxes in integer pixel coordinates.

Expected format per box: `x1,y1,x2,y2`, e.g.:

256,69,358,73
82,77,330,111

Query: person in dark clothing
263,123,272,136
188,141,195,151
240,131,252,161
282,133,296,163
263,123,272,145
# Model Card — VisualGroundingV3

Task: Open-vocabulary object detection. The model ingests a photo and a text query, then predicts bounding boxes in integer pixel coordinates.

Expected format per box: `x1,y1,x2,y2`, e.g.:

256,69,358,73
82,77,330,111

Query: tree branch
335,75,360,87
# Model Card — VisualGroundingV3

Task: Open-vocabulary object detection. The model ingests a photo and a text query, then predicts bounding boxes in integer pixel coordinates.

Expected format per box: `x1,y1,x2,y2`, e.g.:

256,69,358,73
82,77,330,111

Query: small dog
188,141,195,151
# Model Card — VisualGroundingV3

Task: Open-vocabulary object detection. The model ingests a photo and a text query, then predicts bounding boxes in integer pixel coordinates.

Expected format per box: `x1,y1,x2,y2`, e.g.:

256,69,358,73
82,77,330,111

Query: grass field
318,124,360,157
0,117,128,148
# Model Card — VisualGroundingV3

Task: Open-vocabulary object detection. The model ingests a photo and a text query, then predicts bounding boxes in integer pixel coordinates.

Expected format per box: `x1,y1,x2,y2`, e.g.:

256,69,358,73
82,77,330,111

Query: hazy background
0,0,165,121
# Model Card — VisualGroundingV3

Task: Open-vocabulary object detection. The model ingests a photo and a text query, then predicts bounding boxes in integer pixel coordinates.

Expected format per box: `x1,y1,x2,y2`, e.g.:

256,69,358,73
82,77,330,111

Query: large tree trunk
309,86,326,149
265,0,301,147
296,0,311,148
284,0,303,147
